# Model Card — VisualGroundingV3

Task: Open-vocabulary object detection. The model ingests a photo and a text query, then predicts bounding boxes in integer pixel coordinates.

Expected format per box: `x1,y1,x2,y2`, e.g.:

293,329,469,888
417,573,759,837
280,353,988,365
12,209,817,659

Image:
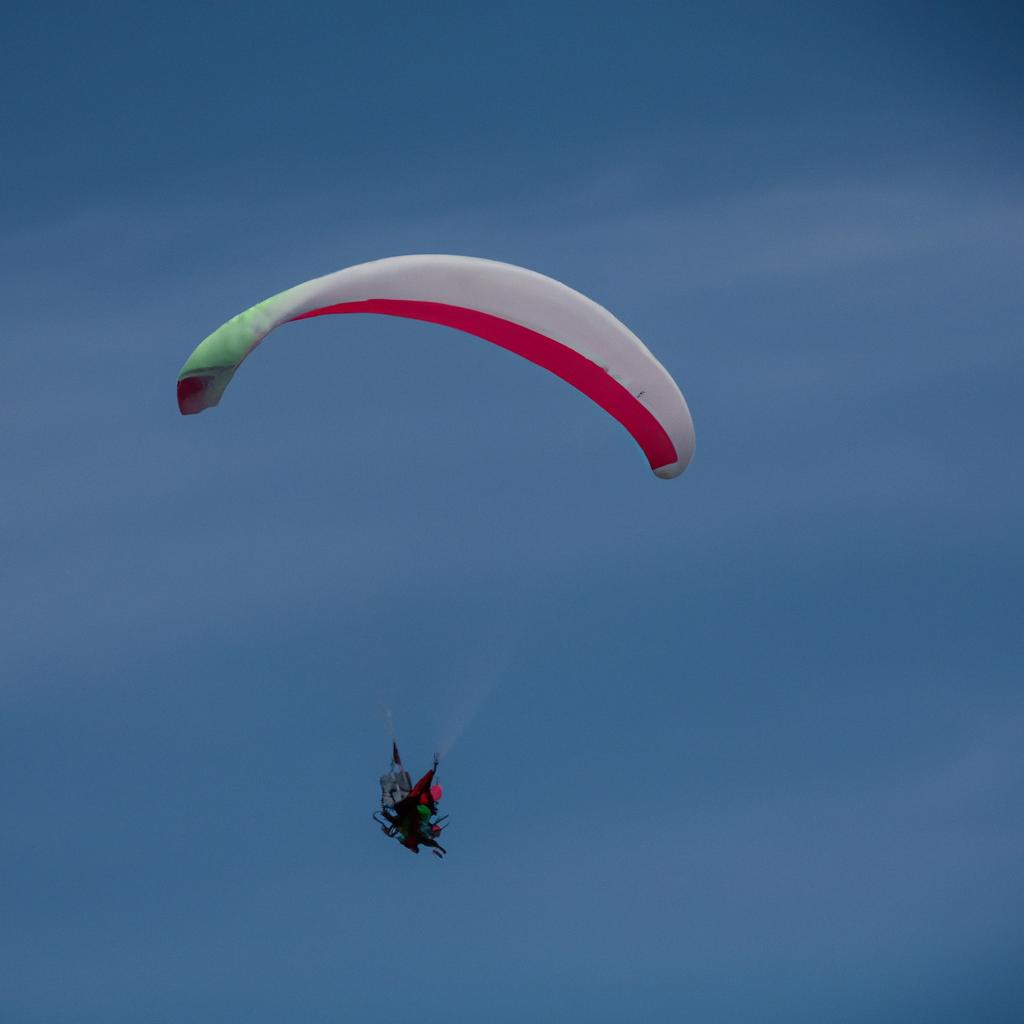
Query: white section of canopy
262,255,695,477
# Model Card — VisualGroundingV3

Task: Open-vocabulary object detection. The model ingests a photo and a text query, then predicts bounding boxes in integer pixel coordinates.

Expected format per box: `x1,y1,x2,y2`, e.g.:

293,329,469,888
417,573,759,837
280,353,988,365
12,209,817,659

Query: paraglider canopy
177,255,695,477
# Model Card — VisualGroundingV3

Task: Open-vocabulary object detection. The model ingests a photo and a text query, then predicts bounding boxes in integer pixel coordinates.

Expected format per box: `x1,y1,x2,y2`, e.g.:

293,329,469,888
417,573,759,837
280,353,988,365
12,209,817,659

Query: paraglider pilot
374,742,448,858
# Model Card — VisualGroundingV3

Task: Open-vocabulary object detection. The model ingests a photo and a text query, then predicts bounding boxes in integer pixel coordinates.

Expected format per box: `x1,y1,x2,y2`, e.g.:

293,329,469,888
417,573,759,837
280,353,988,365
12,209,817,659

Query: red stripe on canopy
290,299,678,471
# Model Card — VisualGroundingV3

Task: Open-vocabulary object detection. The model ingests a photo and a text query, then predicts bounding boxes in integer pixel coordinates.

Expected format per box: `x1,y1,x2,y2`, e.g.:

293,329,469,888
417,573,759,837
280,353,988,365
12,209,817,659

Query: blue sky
2,3,1023,1021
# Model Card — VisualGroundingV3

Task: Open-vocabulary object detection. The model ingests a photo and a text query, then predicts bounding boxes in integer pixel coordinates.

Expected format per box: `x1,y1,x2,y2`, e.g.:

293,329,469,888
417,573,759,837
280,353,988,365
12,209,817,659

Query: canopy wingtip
177,375,218,415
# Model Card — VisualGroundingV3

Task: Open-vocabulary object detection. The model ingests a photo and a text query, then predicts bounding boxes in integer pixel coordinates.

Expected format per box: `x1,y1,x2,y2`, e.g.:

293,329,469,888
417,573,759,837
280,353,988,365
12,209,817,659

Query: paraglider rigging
176,254,697,861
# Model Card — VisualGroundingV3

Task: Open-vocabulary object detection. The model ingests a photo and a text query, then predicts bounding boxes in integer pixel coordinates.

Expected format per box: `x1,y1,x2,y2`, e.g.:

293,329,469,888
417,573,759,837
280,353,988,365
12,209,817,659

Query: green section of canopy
177,293,285,380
